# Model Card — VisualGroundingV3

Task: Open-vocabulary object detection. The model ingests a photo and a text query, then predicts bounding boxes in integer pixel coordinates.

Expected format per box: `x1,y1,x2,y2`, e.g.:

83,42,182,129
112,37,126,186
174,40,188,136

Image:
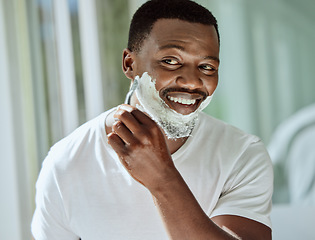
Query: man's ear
122,48,136,80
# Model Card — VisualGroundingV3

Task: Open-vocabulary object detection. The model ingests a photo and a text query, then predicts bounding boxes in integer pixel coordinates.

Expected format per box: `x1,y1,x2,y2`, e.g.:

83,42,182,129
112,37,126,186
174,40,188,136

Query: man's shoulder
197,112,272,180
57,111,107,146
35,109,117,197
198,112,260,143
43,110,111,169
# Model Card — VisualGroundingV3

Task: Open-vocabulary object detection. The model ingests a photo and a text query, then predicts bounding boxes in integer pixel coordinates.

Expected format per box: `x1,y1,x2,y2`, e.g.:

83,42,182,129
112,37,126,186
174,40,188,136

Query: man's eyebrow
204,56,220,63
158,44,185,51
158,43,220,63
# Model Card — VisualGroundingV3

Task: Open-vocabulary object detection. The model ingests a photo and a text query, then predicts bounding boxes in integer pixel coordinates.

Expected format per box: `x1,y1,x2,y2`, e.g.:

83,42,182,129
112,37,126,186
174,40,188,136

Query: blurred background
1,0,315,239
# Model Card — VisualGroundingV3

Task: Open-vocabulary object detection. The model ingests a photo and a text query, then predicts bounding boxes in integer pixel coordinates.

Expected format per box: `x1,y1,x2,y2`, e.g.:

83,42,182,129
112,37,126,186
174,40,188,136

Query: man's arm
107,105,271,240
151,171,271,240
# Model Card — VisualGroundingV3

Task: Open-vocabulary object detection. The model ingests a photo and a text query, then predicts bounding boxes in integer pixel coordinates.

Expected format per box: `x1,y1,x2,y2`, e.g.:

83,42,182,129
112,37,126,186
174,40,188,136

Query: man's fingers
130,108,155,126
107,132,132,170
115,104,155,127
112,104,162,146
107,132,127,154
114,106,142,133
112,121,136,145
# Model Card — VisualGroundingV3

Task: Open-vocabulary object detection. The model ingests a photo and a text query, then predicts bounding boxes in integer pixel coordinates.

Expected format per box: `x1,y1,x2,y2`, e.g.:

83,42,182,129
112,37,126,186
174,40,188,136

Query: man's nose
175,66,203,90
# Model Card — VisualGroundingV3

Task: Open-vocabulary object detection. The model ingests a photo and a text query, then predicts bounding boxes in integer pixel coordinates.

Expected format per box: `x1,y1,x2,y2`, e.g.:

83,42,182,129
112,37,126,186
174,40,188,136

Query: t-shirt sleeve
31,152,79,240
210,140,273,228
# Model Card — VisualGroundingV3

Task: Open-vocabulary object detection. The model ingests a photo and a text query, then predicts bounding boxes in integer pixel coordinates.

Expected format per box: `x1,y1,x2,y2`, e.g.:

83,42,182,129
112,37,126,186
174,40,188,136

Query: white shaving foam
134,72,213,139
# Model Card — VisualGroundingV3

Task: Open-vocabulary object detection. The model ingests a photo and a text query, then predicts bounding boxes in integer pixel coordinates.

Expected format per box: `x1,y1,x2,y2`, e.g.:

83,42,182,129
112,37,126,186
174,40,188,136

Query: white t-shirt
32,109,273,240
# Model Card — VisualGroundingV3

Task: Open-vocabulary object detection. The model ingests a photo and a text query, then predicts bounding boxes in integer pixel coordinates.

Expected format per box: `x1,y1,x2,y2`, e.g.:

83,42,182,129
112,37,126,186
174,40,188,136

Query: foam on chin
133,72,213,139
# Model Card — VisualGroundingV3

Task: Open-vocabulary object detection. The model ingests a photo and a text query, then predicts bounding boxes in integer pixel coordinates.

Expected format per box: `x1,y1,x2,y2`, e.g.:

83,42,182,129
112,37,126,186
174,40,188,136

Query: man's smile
162,90,207,115
168,96,197,105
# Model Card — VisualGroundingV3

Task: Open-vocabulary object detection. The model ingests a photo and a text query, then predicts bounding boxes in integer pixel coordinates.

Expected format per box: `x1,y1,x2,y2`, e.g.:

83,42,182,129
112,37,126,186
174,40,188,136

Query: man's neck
164,135,188,155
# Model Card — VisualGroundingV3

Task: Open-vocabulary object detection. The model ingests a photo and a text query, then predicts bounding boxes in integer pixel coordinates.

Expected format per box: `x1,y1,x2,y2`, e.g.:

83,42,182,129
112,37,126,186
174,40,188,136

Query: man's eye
200,64,215,71
163,59,179,65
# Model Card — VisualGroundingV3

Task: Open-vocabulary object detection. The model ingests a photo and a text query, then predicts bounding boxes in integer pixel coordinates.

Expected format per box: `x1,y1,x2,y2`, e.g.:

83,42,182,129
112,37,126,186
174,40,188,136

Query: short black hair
127,0,220,52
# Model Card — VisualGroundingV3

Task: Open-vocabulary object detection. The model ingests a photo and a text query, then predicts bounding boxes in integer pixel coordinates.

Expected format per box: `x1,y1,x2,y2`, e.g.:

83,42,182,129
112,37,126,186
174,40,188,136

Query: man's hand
107,104,176,192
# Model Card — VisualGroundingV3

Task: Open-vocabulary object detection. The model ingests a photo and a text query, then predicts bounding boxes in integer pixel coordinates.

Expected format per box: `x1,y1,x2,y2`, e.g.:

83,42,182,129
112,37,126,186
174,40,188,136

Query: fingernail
118,104,133,112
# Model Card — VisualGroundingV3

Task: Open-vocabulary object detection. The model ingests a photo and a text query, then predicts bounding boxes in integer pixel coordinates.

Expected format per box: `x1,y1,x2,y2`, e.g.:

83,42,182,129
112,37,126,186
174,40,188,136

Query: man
32,0,273,239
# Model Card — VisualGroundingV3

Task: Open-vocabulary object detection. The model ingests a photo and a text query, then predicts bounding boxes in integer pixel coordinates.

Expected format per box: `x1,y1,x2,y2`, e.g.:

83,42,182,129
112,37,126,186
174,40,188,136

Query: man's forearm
150,170,240,240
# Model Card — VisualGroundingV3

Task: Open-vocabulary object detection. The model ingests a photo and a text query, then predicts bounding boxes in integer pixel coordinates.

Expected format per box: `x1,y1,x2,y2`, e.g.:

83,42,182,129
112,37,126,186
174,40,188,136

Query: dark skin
106,19,272,240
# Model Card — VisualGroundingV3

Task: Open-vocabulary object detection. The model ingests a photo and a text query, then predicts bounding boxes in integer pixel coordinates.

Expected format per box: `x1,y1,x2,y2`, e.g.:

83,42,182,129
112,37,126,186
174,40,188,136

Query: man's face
131,18,220,116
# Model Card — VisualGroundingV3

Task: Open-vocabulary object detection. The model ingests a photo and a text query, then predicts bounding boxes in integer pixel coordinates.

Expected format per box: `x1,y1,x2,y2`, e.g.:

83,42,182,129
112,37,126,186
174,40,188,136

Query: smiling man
32,1,273,239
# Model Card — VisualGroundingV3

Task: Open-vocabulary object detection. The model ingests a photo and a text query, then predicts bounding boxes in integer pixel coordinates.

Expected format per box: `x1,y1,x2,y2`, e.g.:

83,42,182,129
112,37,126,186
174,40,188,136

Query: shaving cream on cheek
134,72,213,139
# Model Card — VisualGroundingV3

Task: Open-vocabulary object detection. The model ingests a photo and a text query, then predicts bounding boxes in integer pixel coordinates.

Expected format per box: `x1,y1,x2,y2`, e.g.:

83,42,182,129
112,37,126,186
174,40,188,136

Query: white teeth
168,96,196,105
